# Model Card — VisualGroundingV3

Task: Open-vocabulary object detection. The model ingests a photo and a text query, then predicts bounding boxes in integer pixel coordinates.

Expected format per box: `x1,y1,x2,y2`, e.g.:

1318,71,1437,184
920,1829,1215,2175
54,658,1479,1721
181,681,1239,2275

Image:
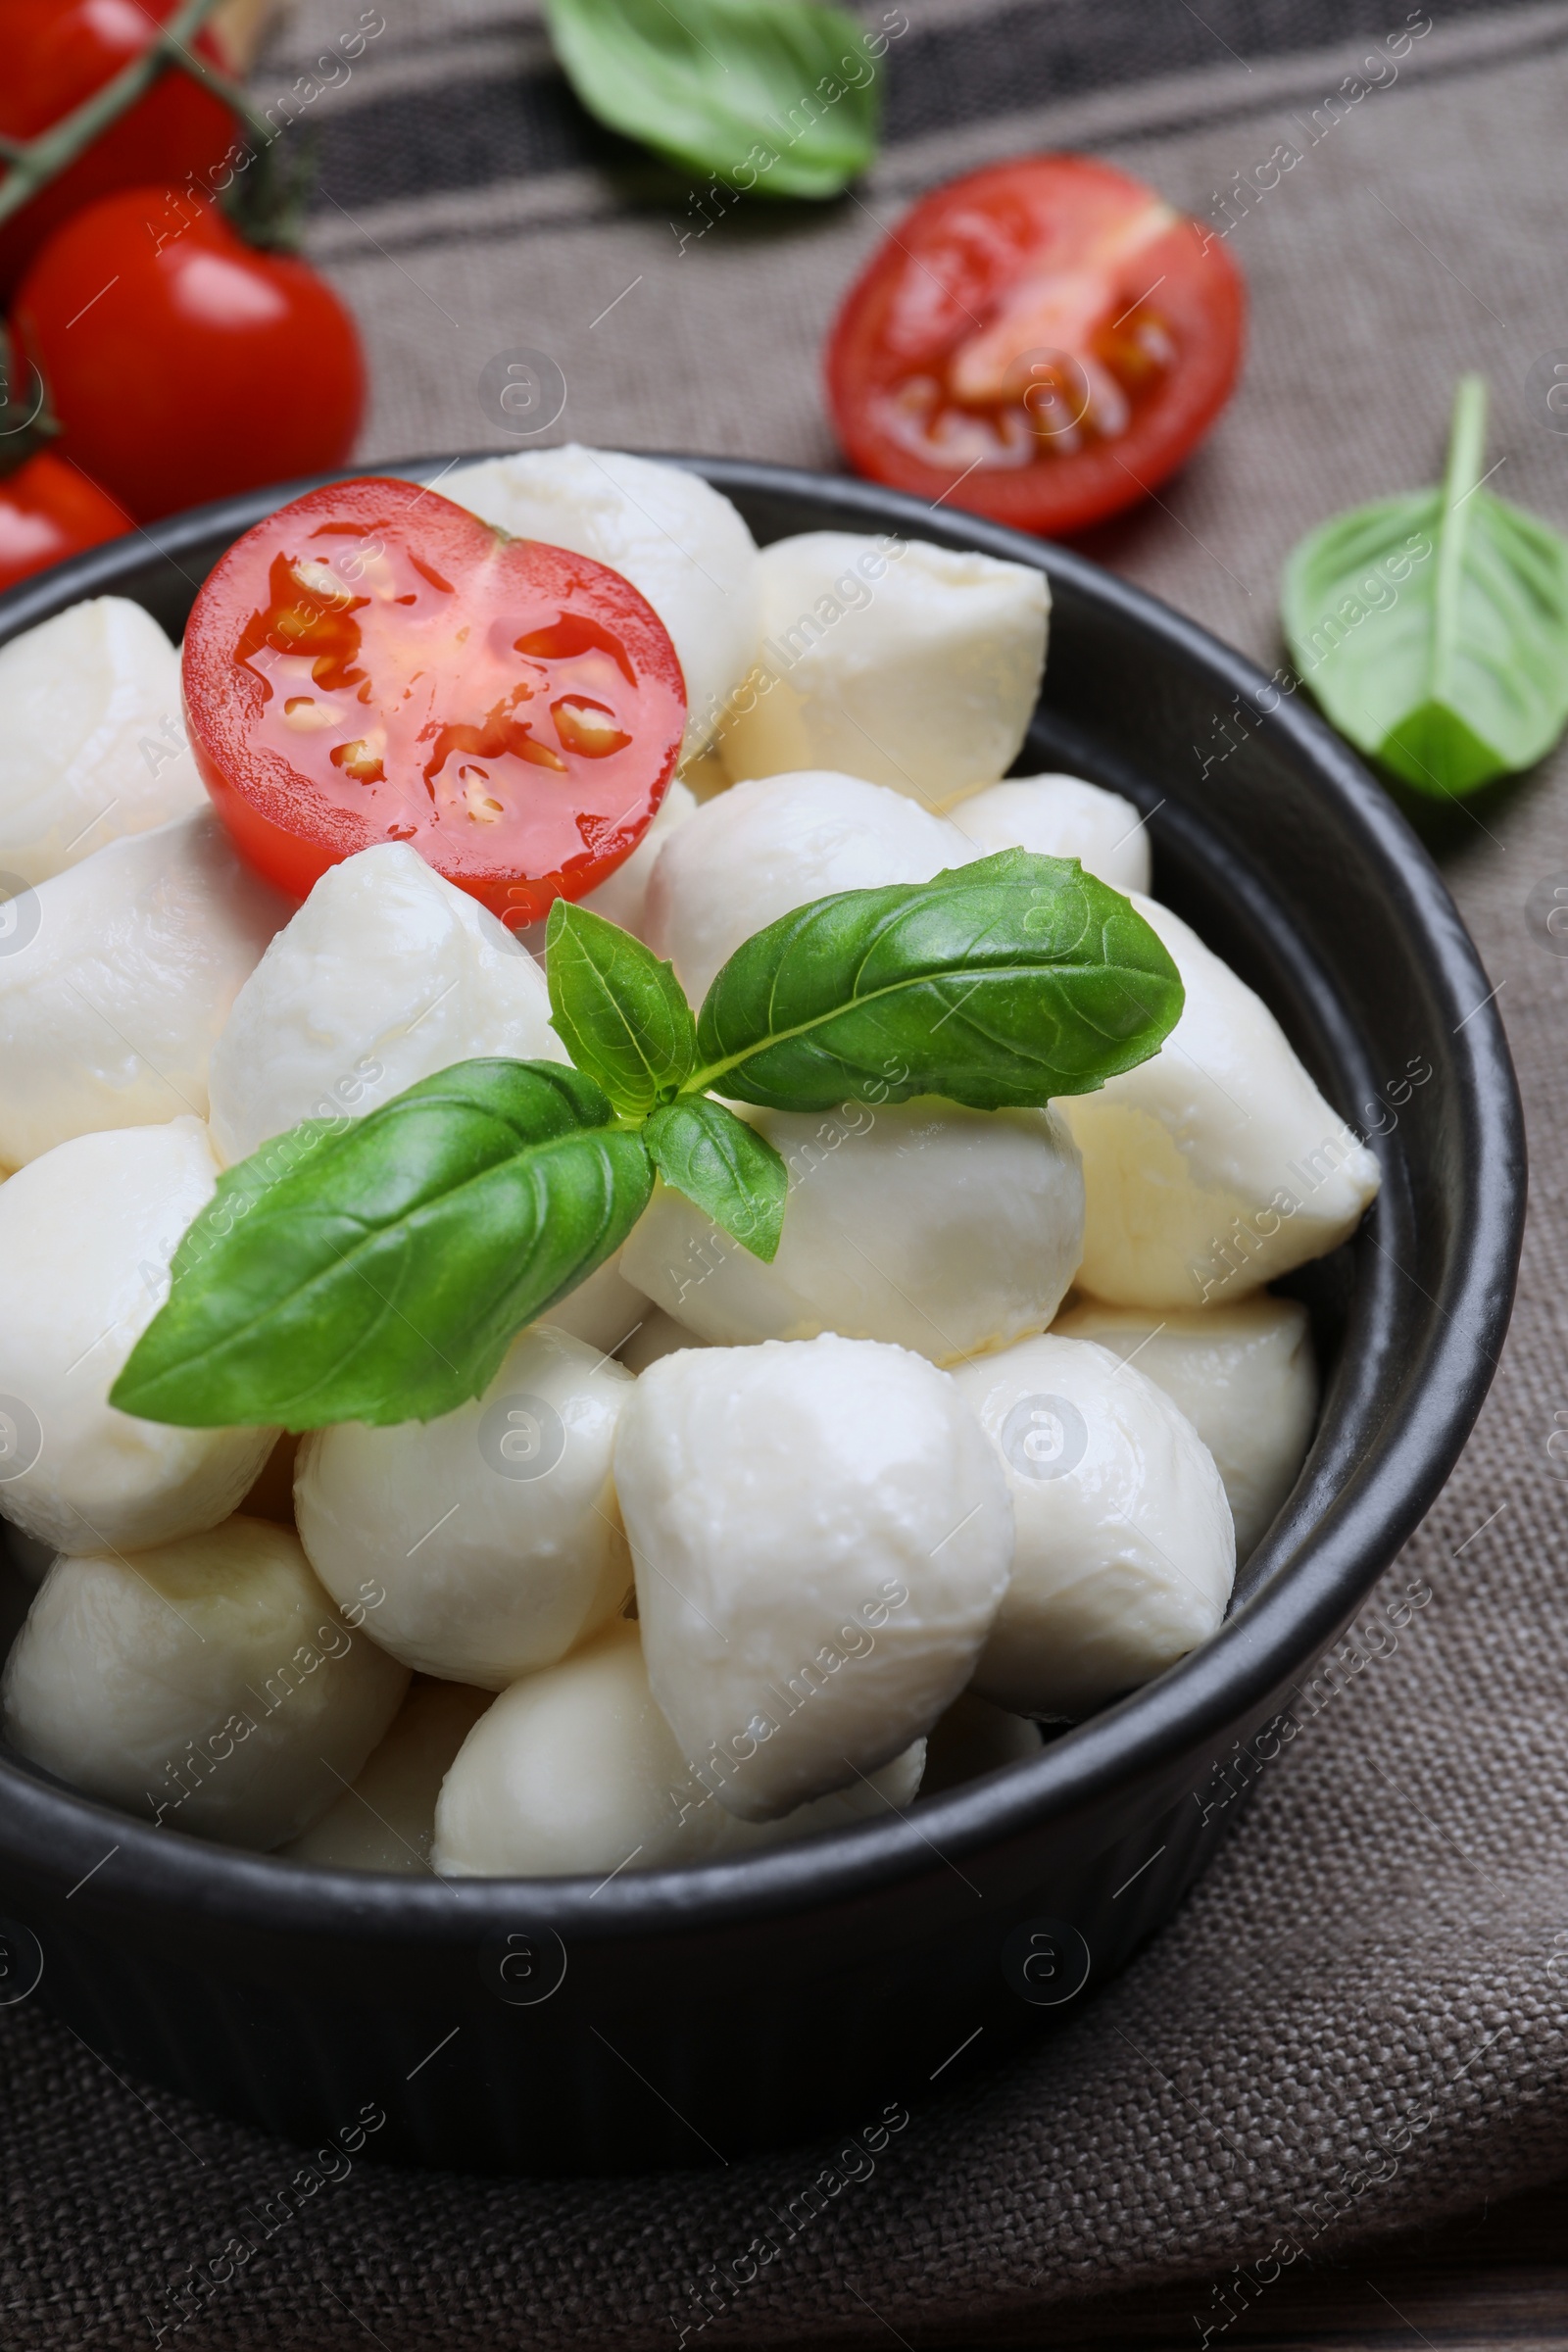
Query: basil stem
113,858,1181,1431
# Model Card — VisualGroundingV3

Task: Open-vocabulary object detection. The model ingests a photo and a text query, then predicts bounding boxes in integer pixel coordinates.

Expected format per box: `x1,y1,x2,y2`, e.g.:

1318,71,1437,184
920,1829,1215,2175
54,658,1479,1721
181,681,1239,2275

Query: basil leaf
542,0,880,200
111,1062,652,1432
546,899,696,1115
689,852,1183,1112
645,1098,787,1262
1283,374,1568,796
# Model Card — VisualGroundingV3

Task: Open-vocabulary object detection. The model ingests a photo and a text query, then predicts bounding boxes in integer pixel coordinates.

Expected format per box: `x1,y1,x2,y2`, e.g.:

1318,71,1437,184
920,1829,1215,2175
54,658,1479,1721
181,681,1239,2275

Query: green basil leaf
546,899,696,1115
1283,374,1568,795
644,1098,788,1262
689,852,1183,1112
542,0,880,200
110,1062,652,1432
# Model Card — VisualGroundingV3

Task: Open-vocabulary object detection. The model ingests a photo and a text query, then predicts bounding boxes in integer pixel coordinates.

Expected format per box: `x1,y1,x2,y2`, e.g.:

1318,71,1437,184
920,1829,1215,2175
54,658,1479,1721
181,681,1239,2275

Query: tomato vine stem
0,0,274,233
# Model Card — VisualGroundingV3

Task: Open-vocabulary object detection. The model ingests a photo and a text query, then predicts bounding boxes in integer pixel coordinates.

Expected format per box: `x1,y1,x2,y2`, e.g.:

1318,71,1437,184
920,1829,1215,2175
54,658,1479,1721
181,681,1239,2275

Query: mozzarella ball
433,1617,925,1876
0,811,292,1170
1,1519,409,1849
444,446,760,757
207,842,565,1163
617,1307,709,1374
952,1333,1234,1718
921,1688,1044,1796
0,1119,275,1555
1061,896,1381,1307
718,532,1048,808
576,778,697,938
0,598,206,888
614,1337,1012,1821
1054,1295,1318,1558
622,1096,1084,1365
295,1326,634,1690
949,773,1151,894
282,1678,492,1872
645,769,967,1005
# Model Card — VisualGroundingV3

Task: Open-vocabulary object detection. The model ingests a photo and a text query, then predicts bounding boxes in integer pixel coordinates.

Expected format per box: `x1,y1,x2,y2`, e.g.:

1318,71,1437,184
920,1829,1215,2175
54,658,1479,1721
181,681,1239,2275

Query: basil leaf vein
1283,373,1568,795
546,898,696,1114
645,1097,788,1261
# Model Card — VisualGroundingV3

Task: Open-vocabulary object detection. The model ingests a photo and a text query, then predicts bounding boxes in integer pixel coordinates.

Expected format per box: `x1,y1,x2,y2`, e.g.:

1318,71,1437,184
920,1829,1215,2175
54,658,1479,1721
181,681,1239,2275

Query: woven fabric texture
6,2,1568,2343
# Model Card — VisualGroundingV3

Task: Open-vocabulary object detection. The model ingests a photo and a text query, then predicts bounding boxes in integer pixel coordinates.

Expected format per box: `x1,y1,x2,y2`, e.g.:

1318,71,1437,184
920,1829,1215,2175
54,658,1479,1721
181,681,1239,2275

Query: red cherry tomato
15,188,365,522
0,449,127,592
826,154,1246,539
182,475,688,925
0,0,236,294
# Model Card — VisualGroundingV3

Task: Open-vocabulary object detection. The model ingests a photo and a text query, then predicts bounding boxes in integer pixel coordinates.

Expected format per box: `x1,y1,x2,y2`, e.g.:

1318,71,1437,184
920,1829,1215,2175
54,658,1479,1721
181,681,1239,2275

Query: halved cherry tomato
0,0,237,295
826,154,1246,539
182,476,688,924
0,450,127,593
15,188,366,522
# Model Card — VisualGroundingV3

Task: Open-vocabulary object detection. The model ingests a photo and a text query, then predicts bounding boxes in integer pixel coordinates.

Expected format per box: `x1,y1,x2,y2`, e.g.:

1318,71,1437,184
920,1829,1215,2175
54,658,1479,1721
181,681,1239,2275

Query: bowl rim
0,453,1526,1945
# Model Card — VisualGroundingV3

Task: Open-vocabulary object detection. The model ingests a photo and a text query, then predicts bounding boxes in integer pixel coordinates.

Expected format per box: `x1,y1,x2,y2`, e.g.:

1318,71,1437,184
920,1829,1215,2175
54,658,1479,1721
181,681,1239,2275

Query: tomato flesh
184,478,688,924
827,154,1245,538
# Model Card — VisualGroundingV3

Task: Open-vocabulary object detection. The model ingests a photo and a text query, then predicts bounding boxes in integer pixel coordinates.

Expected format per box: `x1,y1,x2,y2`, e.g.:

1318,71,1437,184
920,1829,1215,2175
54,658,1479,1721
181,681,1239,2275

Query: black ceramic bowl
0,460,1524,2176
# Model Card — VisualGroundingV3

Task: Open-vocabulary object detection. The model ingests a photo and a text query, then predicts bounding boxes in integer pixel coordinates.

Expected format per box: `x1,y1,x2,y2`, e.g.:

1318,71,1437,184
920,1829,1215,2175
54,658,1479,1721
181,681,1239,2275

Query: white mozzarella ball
622,1096,1084,1365
1062,896,1381,1307
614,1337,1012,1821
433,1617,924,1877
0,598,206,887
206,842,565,1163
0,1120,275,1555
1054,1295,1318,1559
0,811,292,1170
542,1250,651,1355
1,1518,409,1849
295,1325,634,1690
576,778,697,938
645,769,967,1005
719,532,1048,808
949,773,1151,894
616,1307,709,1374
953,1333,1234,1718
920,1688,1044,1795
444,446,760,757
282,1678,492,1872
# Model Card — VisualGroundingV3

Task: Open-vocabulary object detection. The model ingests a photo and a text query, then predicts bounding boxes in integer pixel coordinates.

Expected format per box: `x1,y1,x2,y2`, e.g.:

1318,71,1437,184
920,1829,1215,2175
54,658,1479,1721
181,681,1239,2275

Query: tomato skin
15,188,366,523
0,450,128,592
826,153,1246,539
183,476,688,924
0,0,237,295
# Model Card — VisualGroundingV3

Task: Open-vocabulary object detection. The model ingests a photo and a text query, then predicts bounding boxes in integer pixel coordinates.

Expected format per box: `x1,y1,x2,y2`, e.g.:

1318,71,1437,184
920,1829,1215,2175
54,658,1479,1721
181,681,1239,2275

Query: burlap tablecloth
8,3,1568,2342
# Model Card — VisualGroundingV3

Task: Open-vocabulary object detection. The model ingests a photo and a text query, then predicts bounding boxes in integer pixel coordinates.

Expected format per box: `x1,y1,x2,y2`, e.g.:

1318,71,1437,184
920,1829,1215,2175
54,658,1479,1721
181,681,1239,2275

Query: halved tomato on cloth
182,477,687,925
826,154,1246,538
